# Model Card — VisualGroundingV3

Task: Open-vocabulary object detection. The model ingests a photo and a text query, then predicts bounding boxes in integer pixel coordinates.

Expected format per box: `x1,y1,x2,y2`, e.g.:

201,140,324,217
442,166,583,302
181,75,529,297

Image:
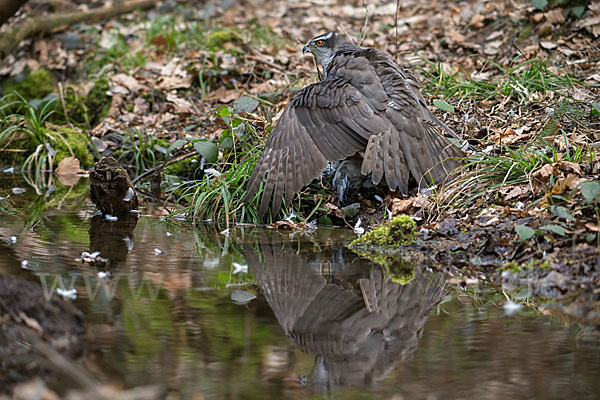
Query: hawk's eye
315,40,323,47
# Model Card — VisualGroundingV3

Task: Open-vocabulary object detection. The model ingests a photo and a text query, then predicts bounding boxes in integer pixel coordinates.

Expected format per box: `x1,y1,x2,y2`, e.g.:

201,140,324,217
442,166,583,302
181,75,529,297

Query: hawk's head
302,31,351,71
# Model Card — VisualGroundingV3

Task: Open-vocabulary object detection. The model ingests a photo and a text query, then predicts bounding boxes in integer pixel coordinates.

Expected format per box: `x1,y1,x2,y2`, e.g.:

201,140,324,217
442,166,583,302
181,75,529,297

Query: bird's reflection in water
247,242,447,393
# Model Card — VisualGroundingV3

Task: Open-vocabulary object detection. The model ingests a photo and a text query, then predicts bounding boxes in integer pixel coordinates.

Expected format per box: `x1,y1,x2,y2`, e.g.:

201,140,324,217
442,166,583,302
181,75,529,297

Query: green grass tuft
418,57,582,105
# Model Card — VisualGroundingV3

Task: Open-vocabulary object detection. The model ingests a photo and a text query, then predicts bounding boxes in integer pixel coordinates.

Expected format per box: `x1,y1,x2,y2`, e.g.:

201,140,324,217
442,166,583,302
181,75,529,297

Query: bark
0,0,155,58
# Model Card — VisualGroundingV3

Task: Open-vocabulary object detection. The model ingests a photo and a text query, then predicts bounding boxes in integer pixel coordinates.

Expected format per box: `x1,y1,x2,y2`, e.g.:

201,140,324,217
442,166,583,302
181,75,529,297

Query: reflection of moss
185,292,273,361
350,215,416,248
122,287,174,358
388,259,417,285
3,69,53,100
350,249,416,284
502,259,550,273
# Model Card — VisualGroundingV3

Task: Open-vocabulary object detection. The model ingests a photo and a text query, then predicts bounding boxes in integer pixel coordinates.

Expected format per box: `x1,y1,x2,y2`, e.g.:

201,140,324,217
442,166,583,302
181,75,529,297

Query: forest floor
0,0,600,324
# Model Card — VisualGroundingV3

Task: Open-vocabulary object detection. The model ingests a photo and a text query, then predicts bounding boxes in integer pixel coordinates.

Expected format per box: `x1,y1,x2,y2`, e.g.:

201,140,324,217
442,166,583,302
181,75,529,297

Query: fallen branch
133,150,199,185
0,0,155,58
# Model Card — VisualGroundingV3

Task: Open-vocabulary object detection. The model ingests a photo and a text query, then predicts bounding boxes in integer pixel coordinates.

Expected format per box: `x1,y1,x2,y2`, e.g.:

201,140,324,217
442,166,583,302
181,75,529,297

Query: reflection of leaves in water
117,274,277,396
0,176,89,231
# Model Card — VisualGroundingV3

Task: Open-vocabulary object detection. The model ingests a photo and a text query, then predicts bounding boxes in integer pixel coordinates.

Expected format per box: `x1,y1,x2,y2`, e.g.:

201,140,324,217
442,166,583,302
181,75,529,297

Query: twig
242,92,275,107
358,0,369,46
395,0,401,62
132,150,198,185
247,54,285,72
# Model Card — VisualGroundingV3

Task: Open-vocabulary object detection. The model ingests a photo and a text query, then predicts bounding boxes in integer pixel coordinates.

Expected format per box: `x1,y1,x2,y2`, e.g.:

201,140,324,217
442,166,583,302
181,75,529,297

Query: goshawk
245,31,464,217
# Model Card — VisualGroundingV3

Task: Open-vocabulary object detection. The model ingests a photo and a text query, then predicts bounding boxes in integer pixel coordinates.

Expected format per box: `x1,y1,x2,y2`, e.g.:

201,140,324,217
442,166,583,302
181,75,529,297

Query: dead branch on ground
0,0,155,58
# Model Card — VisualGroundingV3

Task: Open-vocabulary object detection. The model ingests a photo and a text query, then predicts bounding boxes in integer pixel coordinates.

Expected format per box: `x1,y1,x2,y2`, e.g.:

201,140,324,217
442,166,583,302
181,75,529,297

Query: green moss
502,259,551,273
164,155,197,176
57,78,110,127
3,69,53,100
206,29,242,49
518,23,533,40
350,215,417,248
62,86,88,125
86,78,111,126
48,127,94,168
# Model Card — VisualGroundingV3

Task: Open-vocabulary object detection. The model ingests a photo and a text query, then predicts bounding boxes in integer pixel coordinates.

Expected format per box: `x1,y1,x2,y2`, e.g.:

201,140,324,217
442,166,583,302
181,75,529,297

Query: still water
1,177,599,399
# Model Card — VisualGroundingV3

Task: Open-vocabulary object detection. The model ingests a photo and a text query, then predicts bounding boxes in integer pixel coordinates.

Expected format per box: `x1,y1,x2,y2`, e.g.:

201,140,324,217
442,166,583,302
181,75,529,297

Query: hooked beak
302,45,310,54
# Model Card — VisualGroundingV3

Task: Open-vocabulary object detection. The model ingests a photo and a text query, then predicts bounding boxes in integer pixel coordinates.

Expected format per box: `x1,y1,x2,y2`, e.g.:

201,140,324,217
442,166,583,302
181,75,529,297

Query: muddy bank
0,273,85,392
355,214,600,326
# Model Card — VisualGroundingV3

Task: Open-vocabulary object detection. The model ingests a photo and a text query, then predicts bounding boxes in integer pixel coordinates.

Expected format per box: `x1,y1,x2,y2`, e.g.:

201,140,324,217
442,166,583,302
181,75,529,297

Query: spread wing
244,51,465,218
244,56,392,217
367,51,465,187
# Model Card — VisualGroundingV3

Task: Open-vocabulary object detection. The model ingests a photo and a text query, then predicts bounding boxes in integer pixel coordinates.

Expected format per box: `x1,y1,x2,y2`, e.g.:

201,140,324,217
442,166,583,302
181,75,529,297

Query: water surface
1,176,599,399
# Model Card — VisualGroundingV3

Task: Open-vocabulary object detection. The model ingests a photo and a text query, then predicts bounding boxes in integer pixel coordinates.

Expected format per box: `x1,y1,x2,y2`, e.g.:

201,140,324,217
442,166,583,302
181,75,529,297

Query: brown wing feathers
245,48,464,218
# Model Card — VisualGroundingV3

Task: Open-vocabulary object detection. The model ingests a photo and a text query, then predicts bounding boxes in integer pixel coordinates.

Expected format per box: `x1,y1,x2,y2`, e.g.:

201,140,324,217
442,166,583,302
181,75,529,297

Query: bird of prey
245,31,464,217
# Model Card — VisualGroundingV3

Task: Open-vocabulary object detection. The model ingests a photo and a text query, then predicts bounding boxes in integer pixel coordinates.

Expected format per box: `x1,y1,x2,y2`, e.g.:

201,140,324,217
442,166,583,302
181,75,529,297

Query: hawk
245,31,464,217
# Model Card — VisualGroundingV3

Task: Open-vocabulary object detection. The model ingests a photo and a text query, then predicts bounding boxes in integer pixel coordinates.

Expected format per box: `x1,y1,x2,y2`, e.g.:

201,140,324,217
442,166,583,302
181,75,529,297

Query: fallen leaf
532,164,556,185
556,160,583,176
55,156,83,175
158,75,193,90
551,174,585,194
505,186,528,201
469,14,484,28
207,86,239,102
515,224,536,240
540,41,557,49
392,198,413,214
585,222,600,232
447,31,466,43
544,8,565,24
166,93,194,113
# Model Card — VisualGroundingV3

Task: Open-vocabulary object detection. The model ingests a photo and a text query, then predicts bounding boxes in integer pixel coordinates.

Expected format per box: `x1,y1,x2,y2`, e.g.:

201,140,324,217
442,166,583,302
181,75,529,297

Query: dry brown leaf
532,164,556,185
392,198,413,215
447,31,466,43
585,222,600,232
55,156,83,175
540,41,557,49
532,13,544,23
109,73,146,95
19,312,43,334
158,75,193,90
504,186,528,201
55,157,84,186
484,40,502,55
544,9,565,24
556,160,583,176
207,86,239,103
166,93,194,114
469,14,484,28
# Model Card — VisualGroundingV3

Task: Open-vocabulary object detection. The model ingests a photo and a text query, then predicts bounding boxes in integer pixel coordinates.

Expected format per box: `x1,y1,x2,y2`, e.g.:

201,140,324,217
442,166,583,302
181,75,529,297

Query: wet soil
0,273,85,392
